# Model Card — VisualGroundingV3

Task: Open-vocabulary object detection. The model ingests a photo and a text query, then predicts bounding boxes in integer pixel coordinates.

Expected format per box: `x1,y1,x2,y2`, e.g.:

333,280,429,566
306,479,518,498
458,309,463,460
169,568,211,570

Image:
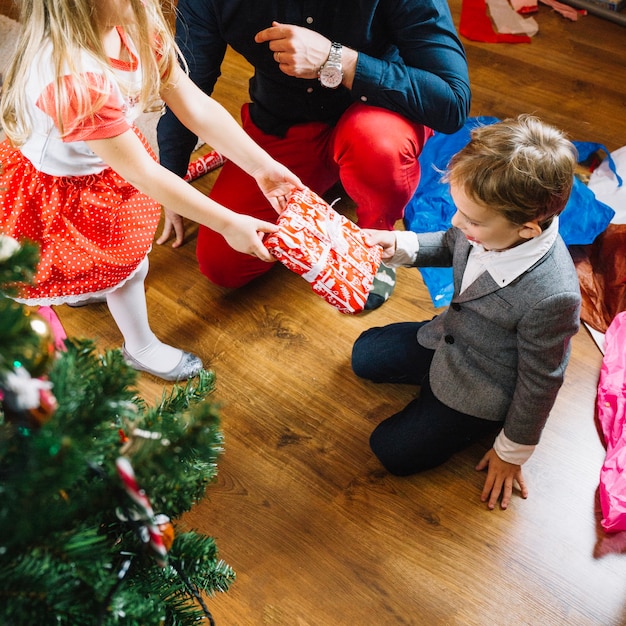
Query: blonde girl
0,0,302,381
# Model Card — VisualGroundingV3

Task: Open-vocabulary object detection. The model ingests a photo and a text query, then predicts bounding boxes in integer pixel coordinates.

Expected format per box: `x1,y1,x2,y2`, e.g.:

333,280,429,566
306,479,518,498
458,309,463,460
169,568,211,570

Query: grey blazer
414,227,581,446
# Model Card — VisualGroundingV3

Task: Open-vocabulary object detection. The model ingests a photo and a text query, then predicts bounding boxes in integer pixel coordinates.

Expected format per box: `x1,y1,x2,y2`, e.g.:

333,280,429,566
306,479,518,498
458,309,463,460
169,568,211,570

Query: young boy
352,115,581,510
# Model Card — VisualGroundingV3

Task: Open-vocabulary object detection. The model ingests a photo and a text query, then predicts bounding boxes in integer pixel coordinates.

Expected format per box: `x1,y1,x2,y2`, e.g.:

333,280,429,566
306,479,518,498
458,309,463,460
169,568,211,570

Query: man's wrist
318,42,343,88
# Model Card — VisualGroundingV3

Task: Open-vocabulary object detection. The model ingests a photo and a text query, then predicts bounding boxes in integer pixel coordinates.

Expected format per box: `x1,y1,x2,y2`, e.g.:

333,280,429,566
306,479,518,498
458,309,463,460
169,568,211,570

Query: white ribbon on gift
301,207,349,283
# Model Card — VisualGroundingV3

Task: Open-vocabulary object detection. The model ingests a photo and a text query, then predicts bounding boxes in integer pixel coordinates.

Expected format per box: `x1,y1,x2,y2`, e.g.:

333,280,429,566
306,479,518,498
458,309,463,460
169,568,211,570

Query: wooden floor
52,3,626,625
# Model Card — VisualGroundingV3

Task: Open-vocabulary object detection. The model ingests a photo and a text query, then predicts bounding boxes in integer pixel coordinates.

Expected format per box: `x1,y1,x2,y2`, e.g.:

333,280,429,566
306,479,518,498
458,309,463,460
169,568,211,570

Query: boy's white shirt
389,218,560,465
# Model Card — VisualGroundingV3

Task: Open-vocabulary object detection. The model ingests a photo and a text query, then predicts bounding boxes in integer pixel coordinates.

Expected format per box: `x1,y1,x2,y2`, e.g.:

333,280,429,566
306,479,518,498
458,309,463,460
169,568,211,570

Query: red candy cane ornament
115,456,169,567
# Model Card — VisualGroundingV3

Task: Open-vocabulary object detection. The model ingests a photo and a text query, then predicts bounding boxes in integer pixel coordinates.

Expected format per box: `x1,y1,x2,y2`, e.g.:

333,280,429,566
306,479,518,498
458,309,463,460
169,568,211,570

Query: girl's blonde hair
1,0,181,145
445,115,577,228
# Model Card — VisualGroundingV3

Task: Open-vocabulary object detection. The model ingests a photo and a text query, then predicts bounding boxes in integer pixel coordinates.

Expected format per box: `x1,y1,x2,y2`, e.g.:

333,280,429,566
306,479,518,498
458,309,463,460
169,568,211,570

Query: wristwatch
318,43,343,89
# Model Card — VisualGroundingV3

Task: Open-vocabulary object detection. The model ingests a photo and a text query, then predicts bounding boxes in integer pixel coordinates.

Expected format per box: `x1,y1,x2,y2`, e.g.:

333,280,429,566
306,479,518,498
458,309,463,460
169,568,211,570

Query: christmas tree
0,235,235,625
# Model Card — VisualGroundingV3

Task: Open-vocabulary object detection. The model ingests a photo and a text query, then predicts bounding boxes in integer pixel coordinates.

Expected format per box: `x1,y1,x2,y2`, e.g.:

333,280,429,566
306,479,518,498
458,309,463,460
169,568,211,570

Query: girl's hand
251,162,304,214
221,213,279,261
361,229,397,258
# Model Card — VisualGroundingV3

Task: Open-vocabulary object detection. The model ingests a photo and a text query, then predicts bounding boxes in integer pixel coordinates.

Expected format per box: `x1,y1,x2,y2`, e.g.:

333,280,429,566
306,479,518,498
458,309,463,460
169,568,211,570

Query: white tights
105,258,183,374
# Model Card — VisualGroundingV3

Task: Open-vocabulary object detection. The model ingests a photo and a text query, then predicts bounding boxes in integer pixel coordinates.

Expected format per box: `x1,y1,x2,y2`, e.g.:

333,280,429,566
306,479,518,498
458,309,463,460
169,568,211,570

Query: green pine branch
0,238,235,625
0,339,234,625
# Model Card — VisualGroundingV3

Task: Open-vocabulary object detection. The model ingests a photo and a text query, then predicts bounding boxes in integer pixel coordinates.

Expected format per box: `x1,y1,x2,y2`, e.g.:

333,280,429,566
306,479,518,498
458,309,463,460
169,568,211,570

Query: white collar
466,217,559,289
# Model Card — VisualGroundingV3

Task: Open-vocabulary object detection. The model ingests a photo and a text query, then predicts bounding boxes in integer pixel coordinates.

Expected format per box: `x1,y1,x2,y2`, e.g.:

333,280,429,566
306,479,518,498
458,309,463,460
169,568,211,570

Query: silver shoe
67,294,108,307
122,345,203,381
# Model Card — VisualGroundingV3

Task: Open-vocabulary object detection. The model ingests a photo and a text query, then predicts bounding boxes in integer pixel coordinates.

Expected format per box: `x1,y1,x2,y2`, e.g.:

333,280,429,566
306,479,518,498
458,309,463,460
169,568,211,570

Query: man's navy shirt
161,0,471,173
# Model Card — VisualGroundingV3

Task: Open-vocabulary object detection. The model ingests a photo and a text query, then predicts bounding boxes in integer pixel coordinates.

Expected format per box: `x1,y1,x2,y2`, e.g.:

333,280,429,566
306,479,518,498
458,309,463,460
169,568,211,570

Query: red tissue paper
264,187,383,314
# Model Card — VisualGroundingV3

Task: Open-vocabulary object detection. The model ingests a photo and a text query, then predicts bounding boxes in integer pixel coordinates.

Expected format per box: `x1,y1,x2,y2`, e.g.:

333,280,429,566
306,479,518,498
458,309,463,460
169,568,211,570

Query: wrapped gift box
264,188,383,314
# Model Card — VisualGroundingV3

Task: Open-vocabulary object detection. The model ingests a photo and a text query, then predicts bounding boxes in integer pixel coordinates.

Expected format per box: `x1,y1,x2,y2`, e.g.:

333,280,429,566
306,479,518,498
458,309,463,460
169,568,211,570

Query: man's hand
255,21,332,79
255,21,357,88
156,208,186,248
476,448,528,510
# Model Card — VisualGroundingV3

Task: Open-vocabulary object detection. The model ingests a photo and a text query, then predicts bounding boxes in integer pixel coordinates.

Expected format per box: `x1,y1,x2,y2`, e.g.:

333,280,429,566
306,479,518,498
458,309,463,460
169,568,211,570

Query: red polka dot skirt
0,132,161,304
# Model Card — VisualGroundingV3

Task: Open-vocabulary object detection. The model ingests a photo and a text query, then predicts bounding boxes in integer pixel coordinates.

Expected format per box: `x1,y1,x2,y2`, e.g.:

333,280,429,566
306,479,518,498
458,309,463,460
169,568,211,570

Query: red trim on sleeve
36,72,131,142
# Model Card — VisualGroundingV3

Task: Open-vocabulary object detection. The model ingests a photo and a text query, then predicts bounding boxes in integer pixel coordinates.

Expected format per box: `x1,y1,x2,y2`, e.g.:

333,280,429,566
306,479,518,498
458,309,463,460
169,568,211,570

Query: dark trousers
352,322,500,476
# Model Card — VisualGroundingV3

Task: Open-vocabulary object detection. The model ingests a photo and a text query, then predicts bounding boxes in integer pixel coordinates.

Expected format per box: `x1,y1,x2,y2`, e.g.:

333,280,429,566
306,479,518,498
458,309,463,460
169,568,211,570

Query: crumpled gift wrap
597,311,626,533
264,188,383,314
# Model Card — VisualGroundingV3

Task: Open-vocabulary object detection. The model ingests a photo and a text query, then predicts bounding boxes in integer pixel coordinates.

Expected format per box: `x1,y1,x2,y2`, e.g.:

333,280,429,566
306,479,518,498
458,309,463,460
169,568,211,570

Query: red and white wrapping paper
264,188,383,314
183,150,226,182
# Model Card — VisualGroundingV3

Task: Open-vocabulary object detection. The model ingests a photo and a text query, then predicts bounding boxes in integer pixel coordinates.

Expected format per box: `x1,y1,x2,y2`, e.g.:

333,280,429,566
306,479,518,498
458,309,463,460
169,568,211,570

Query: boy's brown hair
445,114,577,229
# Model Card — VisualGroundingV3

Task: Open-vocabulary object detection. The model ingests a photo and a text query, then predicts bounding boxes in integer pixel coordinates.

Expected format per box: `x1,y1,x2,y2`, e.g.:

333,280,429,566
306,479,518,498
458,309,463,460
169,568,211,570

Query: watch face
320,66,343,88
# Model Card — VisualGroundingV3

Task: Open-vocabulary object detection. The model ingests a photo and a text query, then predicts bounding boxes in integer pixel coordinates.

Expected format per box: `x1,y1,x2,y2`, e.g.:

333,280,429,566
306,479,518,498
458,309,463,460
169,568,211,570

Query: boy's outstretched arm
476,449,529,510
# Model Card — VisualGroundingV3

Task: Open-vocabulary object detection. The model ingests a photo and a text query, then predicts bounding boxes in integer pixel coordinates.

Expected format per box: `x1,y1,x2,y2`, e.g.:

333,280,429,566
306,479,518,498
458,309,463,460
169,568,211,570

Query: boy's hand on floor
476,448,528,510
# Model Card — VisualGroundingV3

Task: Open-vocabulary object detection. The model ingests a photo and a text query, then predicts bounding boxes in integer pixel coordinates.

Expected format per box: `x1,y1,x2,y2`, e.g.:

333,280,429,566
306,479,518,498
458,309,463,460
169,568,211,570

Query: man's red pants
198,102,433,287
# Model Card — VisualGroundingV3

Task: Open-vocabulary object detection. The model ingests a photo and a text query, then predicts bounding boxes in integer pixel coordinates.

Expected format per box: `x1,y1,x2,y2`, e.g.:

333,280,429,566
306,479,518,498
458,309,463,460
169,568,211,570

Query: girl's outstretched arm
87,130,279,261
160,65,303,213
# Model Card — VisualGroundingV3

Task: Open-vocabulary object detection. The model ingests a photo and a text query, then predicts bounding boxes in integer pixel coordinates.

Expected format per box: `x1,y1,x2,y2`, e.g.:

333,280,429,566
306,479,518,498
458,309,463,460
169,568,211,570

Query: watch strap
327,42,342,66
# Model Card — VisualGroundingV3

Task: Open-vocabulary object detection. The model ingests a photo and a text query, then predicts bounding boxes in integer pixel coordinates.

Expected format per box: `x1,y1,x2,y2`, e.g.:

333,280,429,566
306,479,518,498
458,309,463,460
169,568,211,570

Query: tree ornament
1,365,56,427
19,310,56,377
28,383,58,425
0,235,20,262
155,514,175,551
116,456,170,567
